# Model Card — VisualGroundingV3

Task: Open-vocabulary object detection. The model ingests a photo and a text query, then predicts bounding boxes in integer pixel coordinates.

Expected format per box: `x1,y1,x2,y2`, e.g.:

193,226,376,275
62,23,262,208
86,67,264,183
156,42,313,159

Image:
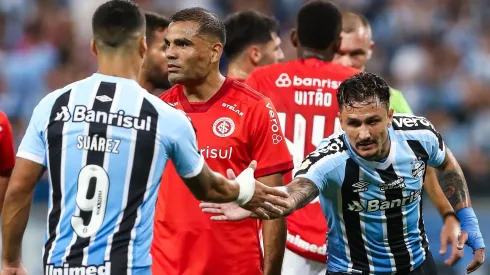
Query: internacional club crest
213,117,235,137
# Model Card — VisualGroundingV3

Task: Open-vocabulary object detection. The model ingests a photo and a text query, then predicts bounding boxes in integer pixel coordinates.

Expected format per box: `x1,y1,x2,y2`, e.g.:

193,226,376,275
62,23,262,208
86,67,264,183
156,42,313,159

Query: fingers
199,202,222,209
466,249,485,274
248,160,257,171
263,185,289,199
251,207,270,220
445,237,463,266
261,202,283,217
263,194,291,209
440,232,448,255
201,208,224,214
210,215,229,221
226,169,237,180
458,231,469,250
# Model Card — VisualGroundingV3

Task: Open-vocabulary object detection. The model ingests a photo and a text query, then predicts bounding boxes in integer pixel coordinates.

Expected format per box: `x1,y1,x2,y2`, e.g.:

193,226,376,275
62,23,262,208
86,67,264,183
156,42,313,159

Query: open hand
457,231,485,274
439,215,463,266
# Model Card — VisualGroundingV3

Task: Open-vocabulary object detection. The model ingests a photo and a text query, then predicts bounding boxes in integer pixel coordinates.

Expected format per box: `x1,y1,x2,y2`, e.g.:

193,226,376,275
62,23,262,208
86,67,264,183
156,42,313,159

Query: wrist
235,167,255,205
442,211,459,223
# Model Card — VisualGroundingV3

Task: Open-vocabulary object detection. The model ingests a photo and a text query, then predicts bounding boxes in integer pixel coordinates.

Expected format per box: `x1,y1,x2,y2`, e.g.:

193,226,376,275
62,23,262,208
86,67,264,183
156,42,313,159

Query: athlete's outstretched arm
200,177,318,221
2,158,44,270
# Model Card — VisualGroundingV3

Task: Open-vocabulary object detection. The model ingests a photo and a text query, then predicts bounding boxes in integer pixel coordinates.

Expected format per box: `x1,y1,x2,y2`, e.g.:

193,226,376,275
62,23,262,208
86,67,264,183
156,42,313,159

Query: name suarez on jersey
77,135,120,154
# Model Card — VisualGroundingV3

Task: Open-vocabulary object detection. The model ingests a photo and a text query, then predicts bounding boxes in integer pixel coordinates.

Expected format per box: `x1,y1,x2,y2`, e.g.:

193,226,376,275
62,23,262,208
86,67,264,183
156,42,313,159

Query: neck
226,58,253,80
139,77,158,95
97,54,140,81
297,47,334,62
183,71,226,102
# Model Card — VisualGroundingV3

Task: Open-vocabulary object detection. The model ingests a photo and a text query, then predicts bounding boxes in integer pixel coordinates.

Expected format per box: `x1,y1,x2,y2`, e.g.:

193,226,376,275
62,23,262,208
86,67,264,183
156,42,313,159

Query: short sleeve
426,127,446,167
169,112,204,178
17,102,49,166
0,113,15,171
294,150,329,191
249,98,293,178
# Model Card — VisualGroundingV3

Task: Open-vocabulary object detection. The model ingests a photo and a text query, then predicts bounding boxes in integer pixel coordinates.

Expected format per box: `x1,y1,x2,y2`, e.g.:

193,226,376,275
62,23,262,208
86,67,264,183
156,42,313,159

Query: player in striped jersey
0,1,289,275
203,72,485,274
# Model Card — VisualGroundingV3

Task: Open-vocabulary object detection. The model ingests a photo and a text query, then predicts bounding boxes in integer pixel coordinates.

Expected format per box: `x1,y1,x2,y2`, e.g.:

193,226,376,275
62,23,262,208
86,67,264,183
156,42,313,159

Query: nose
358,125,371,141
277,48,285,63
165,44,176,60
334,54,352,67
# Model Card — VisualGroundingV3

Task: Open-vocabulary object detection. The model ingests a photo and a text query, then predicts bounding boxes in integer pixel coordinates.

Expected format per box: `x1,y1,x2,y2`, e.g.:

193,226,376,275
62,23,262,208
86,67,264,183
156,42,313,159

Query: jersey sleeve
425,124,446,167
169,111,204,178
390,88,413,114
17,100,50,166
0,113,15,171
248,98,293,178
294,149,330,191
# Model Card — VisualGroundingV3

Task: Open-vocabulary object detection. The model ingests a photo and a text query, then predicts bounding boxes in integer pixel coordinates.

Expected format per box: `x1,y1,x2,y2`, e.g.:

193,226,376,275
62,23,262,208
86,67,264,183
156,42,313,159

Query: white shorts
281,248,326,275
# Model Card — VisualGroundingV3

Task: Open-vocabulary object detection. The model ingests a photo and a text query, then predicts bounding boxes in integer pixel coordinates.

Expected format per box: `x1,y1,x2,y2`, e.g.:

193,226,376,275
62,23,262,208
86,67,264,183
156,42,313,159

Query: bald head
333,12,373,70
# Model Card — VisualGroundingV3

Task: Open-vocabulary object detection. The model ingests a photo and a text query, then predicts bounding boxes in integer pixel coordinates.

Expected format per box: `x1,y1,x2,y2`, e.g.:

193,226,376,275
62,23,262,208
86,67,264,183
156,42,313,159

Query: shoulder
391,114,435,132
327,62,360,77
296,133,350,176
0,110,8,125
229,79,267,102
158,84,181,103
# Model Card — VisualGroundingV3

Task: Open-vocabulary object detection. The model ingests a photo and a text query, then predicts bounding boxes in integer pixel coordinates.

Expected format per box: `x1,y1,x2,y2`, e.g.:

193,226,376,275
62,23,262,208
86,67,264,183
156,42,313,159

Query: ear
338,111,345,131
247,46,261,66
290,29,298,48
140,36,148,58
387,108,394,127
90,39,97,56
333,34,342,53
211,42,223,63
367,41,374,60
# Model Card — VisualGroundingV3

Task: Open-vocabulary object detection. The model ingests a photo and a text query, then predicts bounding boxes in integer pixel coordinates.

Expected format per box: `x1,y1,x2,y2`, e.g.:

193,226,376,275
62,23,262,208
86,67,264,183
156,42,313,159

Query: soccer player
0,111,15,213
242,2,358,274
203,72,486,274
139,11,172,94
0,2,289,275
224,10,284,81
333,11,412,114
151,7,293,275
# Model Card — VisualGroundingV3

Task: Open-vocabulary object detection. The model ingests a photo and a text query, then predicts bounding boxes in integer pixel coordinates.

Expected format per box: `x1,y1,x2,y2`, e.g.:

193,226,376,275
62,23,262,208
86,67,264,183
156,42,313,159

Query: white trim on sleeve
181,155,205,178
17,151,45,166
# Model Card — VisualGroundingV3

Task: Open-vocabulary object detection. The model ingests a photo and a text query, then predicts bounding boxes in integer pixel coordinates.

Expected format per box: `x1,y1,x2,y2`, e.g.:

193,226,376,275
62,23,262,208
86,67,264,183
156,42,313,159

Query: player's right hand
0,263,28,275
439,214,463,266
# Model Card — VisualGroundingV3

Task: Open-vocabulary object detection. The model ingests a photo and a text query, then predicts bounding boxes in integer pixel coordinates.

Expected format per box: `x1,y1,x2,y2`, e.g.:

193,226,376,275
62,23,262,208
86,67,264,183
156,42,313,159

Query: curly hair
337,72,391,110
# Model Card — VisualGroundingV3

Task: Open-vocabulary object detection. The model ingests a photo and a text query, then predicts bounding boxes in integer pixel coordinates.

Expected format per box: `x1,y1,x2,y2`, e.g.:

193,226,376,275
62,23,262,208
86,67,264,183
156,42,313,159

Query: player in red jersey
223,11,284,81
139,12,172,95
151,8,293,275
0,111,15,213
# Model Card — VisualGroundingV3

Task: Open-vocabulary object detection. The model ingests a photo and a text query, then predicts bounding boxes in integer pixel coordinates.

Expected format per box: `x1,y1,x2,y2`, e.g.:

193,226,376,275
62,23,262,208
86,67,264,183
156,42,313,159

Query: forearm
439,154,471,211
282,178,319,216
203,172,240,202
423,167,453,216
262,219,286,275
1,184,35,264
0,172,11,213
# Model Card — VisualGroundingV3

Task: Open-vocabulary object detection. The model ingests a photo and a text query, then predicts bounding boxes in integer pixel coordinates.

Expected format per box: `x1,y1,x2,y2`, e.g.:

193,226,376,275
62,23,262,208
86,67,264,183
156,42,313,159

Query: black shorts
326,251,438,275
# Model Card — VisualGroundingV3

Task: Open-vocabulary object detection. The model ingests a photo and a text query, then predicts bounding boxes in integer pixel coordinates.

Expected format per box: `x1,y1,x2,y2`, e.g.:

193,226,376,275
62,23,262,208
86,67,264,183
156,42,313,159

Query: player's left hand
457,231,485,274
439,214,463,266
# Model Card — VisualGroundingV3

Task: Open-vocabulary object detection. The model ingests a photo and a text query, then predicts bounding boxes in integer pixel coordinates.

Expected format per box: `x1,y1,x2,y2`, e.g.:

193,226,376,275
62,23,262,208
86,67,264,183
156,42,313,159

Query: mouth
167,64,181,72
356,142,376,150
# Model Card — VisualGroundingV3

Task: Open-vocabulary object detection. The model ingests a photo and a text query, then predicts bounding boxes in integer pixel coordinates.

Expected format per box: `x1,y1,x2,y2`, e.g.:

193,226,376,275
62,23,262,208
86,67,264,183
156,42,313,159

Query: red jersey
245,58,359,263
151,77,293,275
0,111,15,171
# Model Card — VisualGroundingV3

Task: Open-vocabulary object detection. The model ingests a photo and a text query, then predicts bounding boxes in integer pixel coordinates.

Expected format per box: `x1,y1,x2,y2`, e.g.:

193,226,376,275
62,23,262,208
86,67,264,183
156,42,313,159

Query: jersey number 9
71,164,110,238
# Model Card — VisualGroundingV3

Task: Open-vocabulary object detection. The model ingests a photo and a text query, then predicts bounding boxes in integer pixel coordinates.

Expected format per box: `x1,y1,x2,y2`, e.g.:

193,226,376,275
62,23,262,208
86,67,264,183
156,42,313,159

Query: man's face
339,100,394,160
333,25,372,70
164,21,216,85
143,28,171,89
257,32,284,66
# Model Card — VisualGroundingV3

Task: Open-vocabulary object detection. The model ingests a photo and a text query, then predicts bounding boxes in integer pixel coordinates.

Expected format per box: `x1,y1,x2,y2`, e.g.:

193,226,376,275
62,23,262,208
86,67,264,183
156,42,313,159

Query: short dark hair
92,0,146,49
337,72,391,110
170,7,226,44
223,11,280,60
145,11,170,45
297,0,341,50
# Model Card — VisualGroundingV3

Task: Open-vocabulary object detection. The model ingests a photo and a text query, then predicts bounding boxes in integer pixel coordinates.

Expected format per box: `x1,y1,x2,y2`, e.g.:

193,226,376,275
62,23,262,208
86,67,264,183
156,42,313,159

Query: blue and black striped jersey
17,73,204,275
295,114,446,274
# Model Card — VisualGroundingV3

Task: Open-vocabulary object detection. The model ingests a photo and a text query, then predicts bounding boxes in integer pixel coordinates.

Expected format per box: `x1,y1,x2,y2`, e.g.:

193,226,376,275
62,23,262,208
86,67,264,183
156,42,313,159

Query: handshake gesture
226,160,289,220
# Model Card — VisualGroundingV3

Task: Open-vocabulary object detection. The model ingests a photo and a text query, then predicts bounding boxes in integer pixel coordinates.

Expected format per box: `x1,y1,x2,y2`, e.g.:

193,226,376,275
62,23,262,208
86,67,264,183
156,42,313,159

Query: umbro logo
96,95,113,102
352,180,369,193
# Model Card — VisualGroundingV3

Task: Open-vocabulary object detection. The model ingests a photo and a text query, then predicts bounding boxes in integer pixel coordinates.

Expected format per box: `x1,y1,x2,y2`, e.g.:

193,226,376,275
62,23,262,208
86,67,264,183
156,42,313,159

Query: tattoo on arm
284,178,319,215
440,168,469,210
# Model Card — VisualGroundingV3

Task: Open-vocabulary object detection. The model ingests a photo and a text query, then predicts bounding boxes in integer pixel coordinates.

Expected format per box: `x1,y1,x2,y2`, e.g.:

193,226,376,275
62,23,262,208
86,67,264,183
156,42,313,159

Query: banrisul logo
55,105,152,131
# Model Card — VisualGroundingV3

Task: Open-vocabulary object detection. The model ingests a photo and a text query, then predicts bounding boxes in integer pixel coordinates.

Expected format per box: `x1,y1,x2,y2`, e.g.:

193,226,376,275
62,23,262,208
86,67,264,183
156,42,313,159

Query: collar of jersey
344,127,398,170
92,73,140,87
178,77,233,113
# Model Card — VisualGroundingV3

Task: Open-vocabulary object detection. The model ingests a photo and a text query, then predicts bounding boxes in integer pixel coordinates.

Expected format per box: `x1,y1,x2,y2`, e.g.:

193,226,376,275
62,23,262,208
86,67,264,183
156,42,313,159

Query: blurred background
0,0,489,274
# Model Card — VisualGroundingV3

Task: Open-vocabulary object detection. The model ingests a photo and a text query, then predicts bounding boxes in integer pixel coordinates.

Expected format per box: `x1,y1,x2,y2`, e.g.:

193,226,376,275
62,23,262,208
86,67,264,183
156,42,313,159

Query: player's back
245,58,359,262
22,73,198,275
